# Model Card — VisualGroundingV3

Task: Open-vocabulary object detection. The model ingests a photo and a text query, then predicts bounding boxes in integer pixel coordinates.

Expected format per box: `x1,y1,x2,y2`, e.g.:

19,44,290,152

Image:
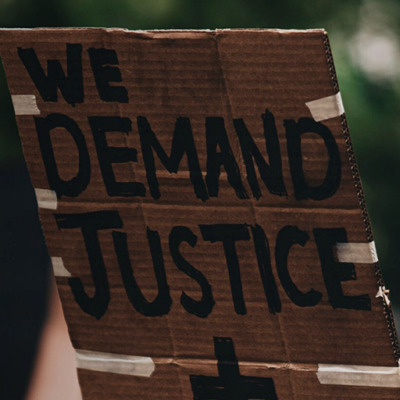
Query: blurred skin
25,280,81,400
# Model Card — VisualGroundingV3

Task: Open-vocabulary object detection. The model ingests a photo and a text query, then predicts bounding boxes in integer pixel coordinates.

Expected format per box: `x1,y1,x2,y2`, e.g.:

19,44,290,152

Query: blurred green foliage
0,0,400,312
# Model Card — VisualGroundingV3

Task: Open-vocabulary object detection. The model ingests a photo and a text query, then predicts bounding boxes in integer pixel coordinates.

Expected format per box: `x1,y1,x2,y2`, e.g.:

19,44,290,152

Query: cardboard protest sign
0,28,399,399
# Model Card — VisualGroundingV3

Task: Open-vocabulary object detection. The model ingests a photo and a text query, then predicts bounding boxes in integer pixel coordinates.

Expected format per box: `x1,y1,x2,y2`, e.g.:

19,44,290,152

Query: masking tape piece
376,286,391,306
76,349,155,377
35,188,57,210
305,92,344,122
51,257,71,277
11,94,40,115
335,241,378,263
317,364,400,387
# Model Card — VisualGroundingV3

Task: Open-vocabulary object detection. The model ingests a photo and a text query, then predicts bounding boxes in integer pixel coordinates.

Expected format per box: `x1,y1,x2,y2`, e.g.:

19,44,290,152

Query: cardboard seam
41,199,365,212
213,31,260,242
106,28,182,369
212,34,296,399
98,30,178,372
152,356,317,372
154,357,400,377
322,32,400,361
213,32,245,174
212,31,263,286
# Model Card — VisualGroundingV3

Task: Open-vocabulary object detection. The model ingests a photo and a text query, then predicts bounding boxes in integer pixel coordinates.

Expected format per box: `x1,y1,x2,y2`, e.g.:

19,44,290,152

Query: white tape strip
317,363,400,387
35,188,57,210
11,94,40,115
335,241,378,263
76,349,155,377
51,257,71,277
305,92,344,122
376,286,391,306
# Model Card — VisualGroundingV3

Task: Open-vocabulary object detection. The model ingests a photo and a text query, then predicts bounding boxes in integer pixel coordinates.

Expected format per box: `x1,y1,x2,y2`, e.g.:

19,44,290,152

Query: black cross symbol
190,337,278,400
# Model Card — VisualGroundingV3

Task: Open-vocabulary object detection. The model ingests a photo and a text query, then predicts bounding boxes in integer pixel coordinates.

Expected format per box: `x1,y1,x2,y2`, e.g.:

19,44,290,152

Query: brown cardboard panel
0,28,399,399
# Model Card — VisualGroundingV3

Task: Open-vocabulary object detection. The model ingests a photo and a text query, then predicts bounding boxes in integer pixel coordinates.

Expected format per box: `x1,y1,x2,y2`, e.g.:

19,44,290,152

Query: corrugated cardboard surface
0,28,398,399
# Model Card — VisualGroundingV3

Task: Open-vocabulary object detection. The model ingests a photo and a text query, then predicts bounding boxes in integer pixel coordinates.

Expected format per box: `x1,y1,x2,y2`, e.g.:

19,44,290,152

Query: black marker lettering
88,48,128,102
18,44,83,105
234,110,287,199
285,118,341,200
89,116,145,197
313,228,371,310
113,228,172,316
200,224,250,315
206,117,248,199
275,225,322,307
190,337,279,400
137,116,208,200
54,211,122,319
169,226,215,318
250,224,281,314
34,113,90,198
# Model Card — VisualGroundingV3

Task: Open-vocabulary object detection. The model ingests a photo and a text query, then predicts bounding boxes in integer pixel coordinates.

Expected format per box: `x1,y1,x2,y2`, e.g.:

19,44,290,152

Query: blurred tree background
0,0,399,321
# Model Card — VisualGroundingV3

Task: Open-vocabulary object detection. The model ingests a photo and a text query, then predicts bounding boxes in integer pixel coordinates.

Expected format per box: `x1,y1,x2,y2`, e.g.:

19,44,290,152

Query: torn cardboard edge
322,32,400,361
0,27,326,34
0,27,329,51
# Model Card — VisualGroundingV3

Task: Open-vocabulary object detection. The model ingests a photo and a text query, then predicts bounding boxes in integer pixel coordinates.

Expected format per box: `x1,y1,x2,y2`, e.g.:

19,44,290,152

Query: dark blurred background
0,0,399,389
